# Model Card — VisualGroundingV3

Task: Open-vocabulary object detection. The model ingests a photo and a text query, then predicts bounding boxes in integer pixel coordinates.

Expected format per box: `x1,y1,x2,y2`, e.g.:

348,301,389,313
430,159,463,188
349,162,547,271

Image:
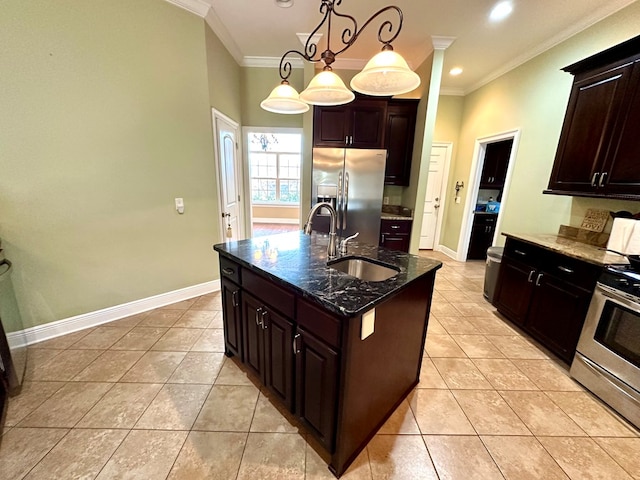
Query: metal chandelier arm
278,49,319,81
331,5,403,57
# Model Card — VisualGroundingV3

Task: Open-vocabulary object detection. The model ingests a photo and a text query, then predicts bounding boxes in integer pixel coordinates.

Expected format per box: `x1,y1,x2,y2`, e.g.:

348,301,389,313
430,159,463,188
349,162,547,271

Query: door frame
456,129,521,261
212,108,246,242
426,141,453,251
242,126,304,235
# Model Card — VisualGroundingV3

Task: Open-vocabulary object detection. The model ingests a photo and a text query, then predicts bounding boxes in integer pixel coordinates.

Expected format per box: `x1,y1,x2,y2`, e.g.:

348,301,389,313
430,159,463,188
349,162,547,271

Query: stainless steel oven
571,266,640,429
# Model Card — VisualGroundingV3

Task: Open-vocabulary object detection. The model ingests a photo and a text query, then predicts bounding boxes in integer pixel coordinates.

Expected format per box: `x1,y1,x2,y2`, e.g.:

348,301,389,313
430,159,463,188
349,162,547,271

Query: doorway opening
243,128,303,238
457,130,520,261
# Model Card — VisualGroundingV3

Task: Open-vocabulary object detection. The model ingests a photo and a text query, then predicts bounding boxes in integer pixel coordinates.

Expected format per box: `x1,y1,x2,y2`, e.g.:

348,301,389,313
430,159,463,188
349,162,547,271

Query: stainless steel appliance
311,148,386,246
571,265,640,429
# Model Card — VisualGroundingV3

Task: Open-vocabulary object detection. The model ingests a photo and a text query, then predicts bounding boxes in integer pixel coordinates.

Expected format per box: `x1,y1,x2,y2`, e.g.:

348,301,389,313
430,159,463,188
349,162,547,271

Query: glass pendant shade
260,82,310,114
350,49,421,96
299,70,355,106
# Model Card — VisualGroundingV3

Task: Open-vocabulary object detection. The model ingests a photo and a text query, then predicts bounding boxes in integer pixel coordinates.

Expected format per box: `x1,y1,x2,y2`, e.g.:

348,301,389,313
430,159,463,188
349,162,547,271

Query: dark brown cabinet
379,219,412,252
494,238,600,363
546,35,640,199
467,214,497,260
294,327,338,451
480,140,512,189
221,278,242,359
384,100,418,186
313,99,387,149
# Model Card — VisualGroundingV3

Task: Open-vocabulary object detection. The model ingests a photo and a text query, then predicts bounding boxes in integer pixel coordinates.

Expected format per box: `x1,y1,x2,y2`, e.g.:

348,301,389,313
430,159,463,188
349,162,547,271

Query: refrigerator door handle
337,171,344,228
343,171,349,229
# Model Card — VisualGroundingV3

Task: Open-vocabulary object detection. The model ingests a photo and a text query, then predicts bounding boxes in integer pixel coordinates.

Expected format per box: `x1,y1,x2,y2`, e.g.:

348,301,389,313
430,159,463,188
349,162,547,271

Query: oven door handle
580,355,640,408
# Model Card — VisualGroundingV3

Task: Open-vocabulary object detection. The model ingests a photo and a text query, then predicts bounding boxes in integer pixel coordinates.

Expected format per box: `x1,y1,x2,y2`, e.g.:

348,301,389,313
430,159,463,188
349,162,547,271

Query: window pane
252,179,276,203
279,180,300,203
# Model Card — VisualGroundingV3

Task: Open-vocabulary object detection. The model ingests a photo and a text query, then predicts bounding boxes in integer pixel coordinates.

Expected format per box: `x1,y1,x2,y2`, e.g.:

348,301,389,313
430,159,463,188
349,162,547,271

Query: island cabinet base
331,275,433,476
217,256,436,478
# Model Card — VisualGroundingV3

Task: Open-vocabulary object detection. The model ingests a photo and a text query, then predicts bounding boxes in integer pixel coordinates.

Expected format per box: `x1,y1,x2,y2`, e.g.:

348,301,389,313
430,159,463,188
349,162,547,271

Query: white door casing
212,109,245,242
420,143,452,250
456,129,520,261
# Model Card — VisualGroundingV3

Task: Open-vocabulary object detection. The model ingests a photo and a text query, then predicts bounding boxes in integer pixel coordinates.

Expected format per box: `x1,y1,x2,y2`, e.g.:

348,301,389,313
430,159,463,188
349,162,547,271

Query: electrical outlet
383,196,389,205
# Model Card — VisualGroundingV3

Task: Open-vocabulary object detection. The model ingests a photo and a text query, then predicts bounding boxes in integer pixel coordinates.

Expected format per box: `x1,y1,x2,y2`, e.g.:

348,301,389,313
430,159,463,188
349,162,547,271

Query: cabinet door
242,293,265,379
313,106,350,147
221,278,242,359
384,102,417,185
547,61,634,194
481,140,512,188
349,100,386,149
495,258,535,326
380,234,409,252
295,327,339,452
601,60,640,196
467,216,497,260
263,308,295,410
526,273,592,363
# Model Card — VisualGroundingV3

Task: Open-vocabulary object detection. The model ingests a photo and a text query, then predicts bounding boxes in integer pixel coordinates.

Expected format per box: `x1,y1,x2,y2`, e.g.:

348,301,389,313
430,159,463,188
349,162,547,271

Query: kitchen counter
214,231,441,317
503,232,628,266
214,231,441,477
380,205,413,221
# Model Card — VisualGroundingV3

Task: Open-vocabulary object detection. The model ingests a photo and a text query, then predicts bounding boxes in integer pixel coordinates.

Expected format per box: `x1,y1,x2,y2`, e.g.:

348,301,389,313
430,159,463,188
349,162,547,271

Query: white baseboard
436,244,459,260
7,280,221,348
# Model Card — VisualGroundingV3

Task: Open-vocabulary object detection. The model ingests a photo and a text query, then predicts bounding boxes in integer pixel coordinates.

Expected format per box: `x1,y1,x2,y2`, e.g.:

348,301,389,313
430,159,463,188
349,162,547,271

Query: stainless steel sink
328,257,399,282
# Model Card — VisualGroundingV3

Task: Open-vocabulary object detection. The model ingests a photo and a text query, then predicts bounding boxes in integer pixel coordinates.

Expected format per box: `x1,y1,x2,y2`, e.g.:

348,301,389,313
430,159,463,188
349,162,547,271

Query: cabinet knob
598,172,608,187
222,267,235,276
255,307,263,327
591,172,600,187
292,333,301,354
527,270,536,283
232,290,239,307
535,273,543,287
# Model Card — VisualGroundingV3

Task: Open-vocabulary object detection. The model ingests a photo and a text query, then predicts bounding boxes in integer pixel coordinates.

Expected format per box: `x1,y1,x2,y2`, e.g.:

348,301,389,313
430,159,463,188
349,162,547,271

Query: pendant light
261,0,420,114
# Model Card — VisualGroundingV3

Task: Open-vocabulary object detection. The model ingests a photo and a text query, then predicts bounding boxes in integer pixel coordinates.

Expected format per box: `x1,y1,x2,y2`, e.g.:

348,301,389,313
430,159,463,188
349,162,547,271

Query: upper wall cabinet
313,98,387,149
545,35,640,199
384,99,418,186
313,97,419,186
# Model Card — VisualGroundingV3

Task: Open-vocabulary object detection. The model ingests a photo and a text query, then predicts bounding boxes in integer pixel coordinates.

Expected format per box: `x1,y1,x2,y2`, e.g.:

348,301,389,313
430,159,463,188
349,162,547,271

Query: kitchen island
214,231,441,477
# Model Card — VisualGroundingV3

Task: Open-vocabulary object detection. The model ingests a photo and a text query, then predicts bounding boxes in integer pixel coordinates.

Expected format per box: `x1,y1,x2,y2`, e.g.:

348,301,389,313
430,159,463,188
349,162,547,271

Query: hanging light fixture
260,0,420,114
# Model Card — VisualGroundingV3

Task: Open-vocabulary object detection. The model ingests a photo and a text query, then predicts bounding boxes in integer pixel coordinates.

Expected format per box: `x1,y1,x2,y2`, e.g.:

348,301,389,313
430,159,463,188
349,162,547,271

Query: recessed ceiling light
450,67,463,76
275,0,294,8
489,1,513,22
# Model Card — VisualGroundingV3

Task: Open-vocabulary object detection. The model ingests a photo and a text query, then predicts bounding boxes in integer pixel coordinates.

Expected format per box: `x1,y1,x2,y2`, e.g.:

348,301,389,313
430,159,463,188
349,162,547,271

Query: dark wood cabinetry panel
295,327,339,452
379,219,411,252
494,258,534,326
384,100,418,186
242,292,265,379
313,99,386,149
263,305,295,409
221,278,242,359
495,238,599,363
546,35,640,199
467,214,497,260
526,273,592,363
480,140,512,188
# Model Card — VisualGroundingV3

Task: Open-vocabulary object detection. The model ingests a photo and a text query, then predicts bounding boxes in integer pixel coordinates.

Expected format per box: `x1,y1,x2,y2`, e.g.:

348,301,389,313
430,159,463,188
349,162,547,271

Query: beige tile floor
1,251,639,479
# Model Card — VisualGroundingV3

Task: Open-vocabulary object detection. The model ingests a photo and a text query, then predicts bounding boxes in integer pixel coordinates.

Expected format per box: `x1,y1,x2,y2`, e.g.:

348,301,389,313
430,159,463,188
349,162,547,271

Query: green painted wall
438,2,640,252
0,0,224,328
205,24,242,123
241,67,305,128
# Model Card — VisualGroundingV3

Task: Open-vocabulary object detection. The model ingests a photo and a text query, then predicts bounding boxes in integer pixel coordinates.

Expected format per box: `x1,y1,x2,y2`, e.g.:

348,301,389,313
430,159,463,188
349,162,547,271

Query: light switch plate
175,197,184,214
361,309,375,340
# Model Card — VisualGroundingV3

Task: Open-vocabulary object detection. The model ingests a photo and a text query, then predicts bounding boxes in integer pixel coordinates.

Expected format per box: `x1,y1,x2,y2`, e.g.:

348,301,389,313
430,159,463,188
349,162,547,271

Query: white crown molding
439,87,465,96
243,56,304,68
431,36,456,51
462,1,634,96
164,0,210,17
204,8,245,65
7,280,220,348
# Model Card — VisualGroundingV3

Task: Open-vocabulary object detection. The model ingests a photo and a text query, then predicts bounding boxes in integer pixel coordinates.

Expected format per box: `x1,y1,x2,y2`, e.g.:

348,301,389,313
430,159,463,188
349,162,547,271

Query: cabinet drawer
503,239,542,265
220,256,241,285
541,252,600,291
243,269,295,319
296,297,341,348
380,219,412,234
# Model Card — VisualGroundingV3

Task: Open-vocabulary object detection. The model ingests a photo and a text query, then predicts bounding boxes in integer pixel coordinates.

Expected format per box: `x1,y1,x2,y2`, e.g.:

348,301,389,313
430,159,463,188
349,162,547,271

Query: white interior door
213,110,245,242
420,144,450,249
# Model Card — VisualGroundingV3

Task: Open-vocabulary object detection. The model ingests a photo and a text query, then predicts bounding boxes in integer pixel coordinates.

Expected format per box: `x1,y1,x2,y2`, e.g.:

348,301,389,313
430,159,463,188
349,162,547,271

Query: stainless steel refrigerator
311,147,386,246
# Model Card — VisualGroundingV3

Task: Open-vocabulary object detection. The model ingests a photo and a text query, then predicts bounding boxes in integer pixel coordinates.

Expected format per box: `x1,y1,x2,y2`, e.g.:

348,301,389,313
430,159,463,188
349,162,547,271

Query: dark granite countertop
503,232,628,266
214,231,442,318
380,205,413,221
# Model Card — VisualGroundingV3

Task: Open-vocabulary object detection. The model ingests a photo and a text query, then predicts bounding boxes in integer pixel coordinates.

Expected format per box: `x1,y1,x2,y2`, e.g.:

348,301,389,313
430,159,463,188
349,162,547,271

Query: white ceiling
170,0,637,95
